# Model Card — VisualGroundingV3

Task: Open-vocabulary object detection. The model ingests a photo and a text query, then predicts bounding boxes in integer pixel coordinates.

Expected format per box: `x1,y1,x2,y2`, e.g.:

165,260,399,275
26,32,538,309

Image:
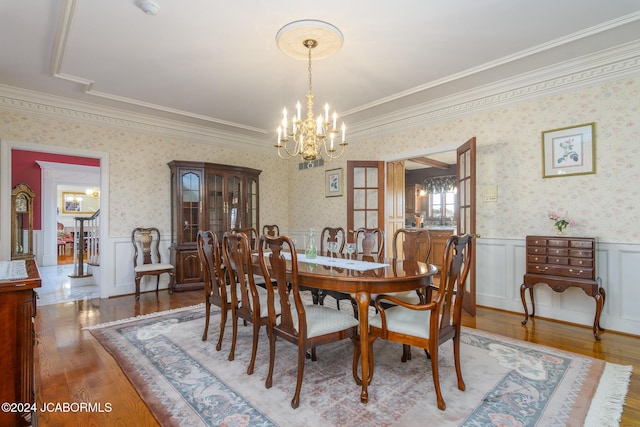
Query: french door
456,137,477,316
346,161,385,251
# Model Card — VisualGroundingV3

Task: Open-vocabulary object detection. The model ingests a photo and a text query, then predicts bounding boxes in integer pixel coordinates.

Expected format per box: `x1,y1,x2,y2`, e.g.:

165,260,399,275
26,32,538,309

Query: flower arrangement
548,212,574,233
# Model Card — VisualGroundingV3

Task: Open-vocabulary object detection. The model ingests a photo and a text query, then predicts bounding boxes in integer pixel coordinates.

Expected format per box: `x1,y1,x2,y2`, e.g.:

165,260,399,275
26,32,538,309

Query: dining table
253,250,438,404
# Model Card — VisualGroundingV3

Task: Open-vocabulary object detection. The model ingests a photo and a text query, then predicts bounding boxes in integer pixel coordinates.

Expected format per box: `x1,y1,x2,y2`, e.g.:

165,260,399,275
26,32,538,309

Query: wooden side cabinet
520,235,605,340
0,259,41,426
168,161,261,291
427,228,454,272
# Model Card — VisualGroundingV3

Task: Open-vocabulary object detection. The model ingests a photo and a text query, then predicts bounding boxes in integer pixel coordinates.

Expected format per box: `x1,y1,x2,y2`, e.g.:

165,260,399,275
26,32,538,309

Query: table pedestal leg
355,291,370,404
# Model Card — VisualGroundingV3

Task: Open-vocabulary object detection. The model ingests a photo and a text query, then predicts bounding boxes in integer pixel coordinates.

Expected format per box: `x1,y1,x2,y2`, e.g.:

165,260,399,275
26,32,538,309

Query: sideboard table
520,235,605,340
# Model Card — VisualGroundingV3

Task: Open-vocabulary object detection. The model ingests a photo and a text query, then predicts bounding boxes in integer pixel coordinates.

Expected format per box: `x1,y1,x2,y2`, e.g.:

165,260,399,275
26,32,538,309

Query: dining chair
222,231,281,374
391,228,433,362
197,230,232,350
364,234,473,410
391,228,433,304
262,224,280,238
232,227,270,287
320,226,346,253
317,226,356,314
131,227,175,301
259,234,360,409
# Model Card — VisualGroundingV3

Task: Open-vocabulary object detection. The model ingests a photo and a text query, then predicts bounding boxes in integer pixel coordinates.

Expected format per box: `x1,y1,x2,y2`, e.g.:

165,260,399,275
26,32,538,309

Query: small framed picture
542,122,595,178
325,168,343,197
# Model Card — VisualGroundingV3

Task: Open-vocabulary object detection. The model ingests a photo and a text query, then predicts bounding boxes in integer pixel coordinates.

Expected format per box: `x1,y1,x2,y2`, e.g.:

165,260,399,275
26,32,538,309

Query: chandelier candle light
275,20,347,161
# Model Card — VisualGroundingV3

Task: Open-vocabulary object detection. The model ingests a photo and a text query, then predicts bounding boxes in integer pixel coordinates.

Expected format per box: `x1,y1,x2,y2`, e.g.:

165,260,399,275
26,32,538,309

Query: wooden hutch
168,161,261,291
0,259,41,426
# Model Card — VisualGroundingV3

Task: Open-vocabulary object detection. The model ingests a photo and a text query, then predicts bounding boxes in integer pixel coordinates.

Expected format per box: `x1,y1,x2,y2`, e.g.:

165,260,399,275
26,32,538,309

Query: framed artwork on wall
325,168,343,197
542,122,595,178
62,191,99,214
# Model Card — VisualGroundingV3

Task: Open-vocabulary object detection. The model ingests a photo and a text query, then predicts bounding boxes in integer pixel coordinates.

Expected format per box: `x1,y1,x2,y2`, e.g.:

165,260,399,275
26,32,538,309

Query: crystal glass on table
344,243,356,264
327,242,338,261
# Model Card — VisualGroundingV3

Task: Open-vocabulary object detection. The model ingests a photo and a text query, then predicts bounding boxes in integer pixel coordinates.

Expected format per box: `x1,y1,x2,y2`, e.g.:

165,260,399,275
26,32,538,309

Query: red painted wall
11,150,100,230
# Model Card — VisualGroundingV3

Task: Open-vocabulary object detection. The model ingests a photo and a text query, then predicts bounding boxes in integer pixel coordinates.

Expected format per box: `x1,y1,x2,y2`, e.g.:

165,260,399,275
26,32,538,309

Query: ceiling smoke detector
136,0,160,16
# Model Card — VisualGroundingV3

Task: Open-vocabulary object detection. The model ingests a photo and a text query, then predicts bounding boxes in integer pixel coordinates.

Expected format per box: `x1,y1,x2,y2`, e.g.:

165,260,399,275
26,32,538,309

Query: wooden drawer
527,255,546,264
548,239,569,248
570,239,593,249
570,258,593,268
548,247,568,257
570,249,592,258
548,256,569,265
527,246,547,255
547,264,595,279
527,237,547,246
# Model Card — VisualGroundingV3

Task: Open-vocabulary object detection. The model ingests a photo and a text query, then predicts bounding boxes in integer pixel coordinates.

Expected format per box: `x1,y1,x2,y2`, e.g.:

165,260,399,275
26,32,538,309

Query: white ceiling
1,0,640,157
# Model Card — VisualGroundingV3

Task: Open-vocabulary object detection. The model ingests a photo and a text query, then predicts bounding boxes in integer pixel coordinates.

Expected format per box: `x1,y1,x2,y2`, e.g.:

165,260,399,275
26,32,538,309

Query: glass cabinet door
181,172,201,244
227,175,242,230
207,172,224,239
246,176,258,230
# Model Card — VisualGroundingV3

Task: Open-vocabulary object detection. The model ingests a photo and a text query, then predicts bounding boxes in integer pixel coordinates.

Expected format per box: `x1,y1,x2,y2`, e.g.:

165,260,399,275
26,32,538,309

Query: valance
423,175,456,193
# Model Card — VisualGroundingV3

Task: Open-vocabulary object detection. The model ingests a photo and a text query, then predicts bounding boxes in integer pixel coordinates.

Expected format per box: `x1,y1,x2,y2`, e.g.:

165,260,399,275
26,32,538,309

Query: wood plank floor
35,290,639,426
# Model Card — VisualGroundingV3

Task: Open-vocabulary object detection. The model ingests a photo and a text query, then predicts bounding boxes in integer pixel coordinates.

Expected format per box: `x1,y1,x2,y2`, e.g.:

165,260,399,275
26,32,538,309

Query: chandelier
275,20,347,162
85,187,100,198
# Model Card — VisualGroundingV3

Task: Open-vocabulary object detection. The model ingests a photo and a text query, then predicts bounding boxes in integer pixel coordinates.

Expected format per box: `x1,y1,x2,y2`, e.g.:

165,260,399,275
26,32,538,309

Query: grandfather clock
11,183,35,260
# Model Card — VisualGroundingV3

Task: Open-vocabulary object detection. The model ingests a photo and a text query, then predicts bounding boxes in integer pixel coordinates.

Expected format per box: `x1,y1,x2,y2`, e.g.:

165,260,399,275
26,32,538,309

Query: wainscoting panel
477,238,640,337
476,242,509,299
110,236,173,298
620,249,640,322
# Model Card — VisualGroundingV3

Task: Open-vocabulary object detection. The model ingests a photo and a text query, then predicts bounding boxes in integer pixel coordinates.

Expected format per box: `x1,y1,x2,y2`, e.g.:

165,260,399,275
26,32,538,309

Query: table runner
262,251,390,271
0,260,28,280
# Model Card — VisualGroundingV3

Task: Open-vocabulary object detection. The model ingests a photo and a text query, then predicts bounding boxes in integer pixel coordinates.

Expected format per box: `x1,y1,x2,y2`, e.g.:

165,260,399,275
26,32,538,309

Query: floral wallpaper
1,112,291,237
287,76,640,243
1,76,639,244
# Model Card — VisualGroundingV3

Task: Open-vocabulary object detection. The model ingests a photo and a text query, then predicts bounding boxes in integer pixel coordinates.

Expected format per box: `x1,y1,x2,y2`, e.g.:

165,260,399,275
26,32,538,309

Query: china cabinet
168,161,261,290
11,183,35,260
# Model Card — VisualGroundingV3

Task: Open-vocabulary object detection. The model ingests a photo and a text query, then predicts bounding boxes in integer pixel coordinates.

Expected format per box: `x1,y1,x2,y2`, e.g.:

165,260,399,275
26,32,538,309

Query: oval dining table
255,251,438,404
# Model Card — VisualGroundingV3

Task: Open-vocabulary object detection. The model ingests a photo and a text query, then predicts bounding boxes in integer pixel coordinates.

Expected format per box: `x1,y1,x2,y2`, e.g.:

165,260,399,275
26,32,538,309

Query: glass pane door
207,172,224,239
228,175,242,230
246,176,258,229
181,172,200,244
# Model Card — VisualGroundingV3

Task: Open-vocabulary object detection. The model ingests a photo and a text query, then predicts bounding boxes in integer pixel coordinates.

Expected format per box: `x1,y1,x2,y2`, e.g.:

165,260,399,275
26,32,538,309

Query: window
429,190,455,220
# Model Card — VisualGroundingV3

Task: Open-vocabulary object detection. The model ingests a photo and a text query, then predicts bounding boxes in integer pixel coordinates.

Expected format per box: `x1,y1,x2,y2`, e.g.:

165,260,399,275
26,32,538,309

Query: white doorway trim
1,139,110,297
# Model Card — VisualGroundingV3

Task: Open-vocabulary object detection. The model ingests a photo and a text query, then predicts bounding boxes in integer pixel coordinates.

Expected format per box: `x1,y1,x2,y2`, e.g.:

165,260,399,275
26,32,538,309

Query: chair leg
201,301,211,341
430,346,445,410
155,275,160,294
265,326,276,389
216,306,227,352
292,346,306,409
453,335,466,391
247,321,261,375
135,276,141,301
228,307,238,361
401,344,412,362
168,272,175,295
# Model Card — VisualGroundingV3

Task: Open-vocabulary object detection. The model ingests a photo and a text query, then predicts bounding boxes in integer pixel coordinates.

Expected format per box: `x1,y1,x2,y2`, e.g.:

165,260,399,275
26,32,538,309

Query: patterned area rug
87,303,631,427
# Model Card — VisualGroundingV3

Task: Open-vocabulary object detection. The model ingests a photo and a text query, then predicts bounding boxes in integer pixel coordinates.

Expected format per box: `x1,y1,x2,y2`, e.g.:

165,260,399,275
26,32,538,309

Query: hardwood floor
35,290,639,426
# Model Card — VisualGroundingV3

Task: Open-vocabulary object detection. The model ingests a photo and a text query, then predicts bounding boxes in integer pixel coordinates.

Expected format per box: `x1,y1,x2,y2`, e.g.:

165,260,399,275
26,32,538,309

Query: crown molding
1,41,639,150
0,85,273,154
348,40,640,141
